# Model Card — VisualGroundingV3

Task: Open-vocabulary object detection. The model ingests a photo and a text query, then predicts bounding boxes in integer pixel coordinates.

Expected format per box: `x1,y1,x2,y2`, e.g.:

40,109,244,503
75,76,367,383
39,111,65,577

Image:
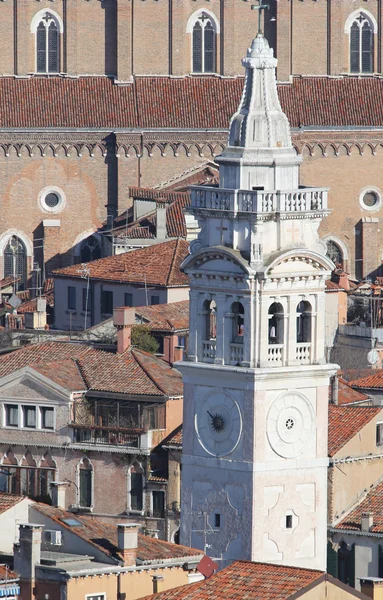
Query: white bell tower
178,30,336,571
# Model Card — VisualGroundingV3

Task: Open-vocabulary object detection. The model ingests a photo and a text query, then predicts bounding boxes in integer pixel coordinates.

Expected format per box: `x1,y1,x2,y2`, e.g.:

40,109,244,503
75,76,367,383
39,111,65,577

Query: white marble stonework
178,32,336,571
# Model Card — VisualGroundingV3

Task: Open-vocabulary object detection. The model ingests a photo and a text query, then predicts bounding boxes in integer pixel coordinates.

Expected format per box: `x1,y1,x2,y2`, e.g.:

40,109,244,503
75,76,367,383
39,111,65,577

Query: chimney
117,523,140,566
361,512,374,532
152,575,165,593
50,481,69,509
113,307,135,353
360,578,383,599
156,200,167,240
14,524,44,587
173,345,184,364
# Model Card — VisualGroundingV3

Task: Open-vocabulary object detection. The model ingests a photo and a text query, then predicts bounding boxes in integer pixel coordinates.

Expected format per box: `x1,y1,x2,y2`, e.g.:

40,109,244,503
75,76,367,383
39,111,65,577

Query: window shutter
327,541,338,578
37,23,46,73
347,544,356,588
204,21,215,73
48,22,59,72
362,22,373,73
350,23,360,73
379,545,383,577
193,22,203,73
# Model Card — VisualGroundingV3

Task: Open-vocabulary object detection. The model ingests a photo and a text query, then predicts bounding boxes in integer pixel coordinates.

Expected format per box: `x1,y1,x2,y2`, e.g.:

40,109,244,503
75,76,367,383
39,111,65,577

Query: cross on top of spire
251,0,269,35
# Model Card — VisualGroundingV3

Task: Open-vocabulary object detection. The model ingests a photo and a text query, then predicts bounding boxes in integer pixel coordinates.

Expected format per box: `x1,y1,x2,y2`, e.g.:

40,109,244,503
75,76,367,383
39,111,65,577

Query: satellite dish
367,350,378,366
8,294,21,309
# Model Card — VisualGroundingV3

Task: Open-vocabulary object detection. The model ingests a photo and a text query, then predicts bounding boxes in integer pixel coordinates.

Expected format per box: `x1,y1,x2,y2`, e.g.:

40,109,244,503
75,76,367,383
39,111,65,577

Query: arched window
203,299,217,341
350,13,373,73
78,457,93,508
36,12,60,73
192,13,216,73
81,236,101,263
296,301,312,343
268,303,284,345
4,236,27,291
326,240,343,268
231,302,244,343
128,463,144,512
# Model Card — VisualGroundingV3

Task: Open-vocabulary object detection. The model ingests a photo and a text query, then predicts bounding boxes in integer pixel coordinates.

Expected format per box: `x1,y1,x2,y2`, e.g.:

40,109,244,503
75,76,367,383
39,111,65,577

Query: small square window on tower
214,513,221,528
286,515,293,529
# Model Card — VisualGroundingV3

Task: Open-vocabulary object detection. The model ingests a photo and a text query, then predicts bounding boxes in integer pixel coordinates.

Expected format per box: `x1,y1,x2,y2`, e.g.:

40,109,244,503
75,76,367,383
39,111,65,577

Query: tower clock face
266,391,315,459
195,391,242,457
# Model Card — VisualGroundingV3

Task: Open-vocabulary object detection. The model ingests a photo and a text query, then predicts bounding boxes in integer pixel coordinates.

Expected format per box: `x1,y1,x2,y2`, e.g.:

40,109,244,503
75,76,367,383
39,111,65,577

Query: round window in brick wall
359,187,382,212
39,187,66,213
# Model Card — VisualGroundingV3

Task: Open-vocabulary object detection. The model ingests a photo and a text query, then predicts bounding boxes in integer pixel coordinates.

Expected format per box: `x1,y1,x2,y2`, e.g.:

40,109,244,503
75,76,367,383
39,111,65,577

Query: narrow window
35,13,60,73
130,471,143,511
101,290,113,315
4,236,27,291
41,407,54,430
152,490,165,518
79,460,92,507
376,423,383,446
124,293,133,307
214,513,221,528
192,13,216,73
286,515,293,529
349,13,373,74
5,404,19,427
268,303,284,345
150,295,160,305
23,406,36,428
296,301,312,344
68,286,76,310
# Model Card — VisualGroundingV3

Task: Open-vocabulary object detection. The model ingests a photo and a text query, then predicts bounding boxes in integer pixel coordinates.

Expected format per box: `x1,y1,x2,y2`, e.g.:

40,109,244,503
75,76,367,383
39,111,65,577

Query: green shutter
347,544,355,588
379,545,383,578
327,541,338,578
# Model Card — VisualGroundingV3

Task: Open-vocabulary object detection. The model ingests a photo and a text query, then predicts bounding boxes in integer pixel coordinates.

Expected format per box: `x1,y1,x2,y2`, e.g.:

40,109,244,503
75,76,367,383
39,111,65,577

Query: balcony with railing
191,186,328,215
202,339,216,362
70,399,165,450
268,344,284,366
296,343,311,364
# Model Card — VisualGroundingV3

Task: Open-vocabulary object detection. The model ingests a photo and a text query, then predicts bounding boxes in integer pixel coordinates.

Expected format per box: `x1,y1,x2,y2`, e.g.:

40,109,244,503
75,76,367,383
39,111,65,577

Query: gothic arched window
203,299,217,341
78,457,93,508
128,463,144,512
36,12,60,73
326,240,343,267
350,13,373,73
296,301,312,344
192,13,216,73
80,236,101,263
268,302,284,345
4,236,27,291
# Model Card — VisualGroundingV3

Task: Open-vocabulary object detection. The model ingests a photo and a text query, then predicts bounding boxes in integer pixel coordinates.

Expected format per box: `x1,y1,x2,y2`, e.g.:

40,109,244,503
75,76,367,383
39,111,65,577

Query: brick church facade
1,0,383,287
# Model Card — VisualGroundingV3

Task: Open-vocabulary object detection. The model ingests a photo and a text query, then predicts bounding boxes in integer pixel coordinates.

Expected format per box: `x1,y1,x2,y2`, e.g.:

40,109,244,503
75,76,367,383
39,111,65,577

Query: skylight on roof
60,517,83,527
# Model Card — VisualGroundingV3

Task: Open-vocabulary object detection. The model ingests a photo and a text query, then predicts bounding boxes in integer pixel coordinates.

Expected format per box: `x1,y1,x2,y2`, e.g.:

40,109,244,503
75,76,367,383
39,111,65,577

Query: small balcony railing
296,343,311,364
202,340,216,362
71,425,143,448
268,344,284,366
230,343,244,365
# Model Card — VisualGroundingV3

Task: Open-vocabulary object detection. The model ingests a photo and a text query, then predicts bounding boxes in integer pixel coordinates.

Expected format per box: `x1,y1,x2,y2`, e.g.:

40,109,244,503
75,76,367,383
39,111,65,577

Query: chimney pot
50,481,69,509
361,512,374,532
14,524,44,581
113,307,135,353
117,523,140,567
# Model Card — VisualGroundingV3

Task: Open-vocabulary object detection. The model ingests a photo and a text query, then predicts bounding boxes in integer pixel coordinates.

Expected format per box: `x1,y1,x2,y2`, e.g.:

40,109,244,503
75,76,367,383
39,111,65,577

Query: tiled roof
2,76,383,130
136,300,189,332
128,187,190,205
338,378,370,406
0,565,18,584
335,479,383,532
0,342,183,398
141,560,324,600
52,239,189,287
161,424,183,448
32,503,202,564
328,405,382,457
349,370,383,389
0,492,26,515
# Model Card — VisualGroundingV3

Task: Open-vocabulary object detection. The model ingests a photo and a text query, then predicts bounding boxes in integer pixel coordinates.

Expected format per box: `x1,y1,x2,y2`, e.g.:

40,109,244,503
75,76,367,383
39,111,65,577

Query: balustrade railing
191,186,327,214
295,343,311,364
202,340,216,362
230,343,244,365
268,344,284,366
71,425,142,448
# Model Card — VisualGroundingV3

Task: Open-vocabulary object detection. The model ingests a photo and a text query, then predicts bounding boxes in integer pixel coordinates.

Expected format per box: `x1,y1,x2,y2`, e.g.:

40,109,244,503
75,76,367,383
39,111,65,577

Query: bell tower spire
178,25,336,572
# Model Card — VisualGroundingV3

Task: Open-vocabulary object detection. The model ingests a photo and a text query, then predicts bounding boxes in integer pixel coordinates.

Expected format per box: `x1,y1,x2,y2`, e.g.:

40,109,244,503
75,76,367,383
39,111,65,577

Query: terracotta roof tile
349,370,383,389
335,479,383,532
328,405,382,456
32,359,87,392
52,239,189,287
141,560,324,600
136,300,189,332
0,492,26,515
338,378,370,405
2,76,383,130
0,565,18,583
161,424,183,448
33,503,202,564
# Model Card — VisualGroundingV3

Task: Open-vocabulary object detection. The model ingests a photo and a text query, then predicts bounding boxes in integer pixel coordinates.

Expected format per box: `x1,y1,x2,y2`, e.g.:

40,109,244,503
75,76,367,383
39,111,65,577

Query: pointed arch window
350,13,373,73
128,464,144,512
326,240,343,268
36,12,60,73
192,13,216,73
4,236,27,291
79,458,93,508
296,301,312,344
81,236,101,263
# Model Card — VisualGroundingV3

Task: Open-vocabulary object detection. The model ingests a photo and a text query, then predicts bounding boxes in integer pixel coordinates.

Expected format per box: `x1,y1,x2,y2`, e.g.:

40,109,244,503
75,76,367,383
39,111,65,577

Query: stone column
259,295,270,368
287,294,298,366
214,293,226,365
187,290,199,362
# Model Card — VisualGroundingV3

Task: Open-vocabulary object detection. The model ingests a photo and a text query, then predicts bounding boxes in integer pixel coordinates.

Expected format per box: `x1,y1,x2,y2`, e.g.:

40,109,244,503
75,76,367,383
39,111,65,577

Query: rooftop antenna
78,263,91,331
